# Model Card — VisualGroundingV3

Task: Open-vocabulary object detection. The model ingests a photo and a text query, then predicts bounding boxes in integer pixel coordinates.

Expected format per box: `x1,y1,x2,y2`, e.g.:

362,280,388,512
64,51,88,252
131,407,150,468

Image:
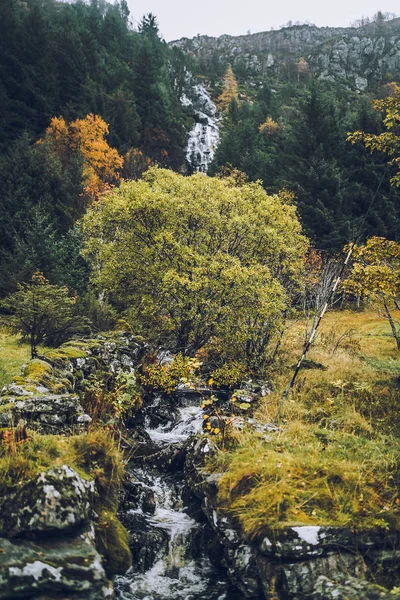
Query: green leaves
2,272,89,357
348,84,400,187
82,168,308,371
345,237,400,302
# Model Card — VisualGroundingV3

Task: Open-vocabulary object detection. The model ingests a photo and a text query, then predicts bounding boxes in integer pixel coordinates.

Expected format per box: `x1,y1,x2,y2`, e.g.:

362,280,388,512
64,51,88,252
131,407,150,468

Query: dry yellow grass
211,309,400,538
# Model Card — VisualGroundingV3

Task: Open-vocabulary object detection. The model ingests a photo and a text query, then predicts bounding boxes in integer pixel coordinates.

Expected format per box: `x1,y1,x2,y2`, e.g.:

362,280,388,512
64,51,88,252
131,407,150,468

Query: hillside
172,18,400,90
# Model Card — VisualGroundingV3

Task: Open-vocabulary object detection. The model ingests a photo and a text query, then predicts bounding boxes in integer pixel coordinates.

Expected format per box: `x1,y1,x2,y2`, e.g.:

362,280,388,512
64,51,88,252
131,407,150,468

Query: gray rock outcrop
0,466,94,538
0,529,112,599
0,465,111,599
171,19,400,89
185,436,400,599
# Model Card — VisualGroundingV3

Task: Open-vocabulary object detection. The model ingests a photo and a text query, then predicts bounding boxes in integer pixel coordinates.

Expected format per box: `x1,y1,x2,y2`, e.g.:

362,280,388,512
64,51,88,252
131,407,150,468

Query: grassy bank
211,309,400,538
0,328,31,390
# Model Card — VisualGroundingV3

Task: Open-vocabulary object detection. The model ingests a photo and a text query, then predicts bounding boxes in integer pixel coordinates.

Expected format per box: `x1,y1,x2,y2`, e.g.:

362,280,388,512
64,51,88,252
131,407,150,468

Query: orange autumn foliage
44,114,123,200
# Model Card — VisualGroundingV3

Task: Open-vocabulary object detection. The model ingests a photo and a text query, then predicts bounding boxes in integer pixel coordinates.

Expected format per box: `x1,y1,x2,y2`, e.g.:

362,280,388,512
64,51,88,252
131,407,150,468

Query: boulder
119,476,156,515
0,394,91,433
258,527,400,560
0,528,113,599
0,466,94,538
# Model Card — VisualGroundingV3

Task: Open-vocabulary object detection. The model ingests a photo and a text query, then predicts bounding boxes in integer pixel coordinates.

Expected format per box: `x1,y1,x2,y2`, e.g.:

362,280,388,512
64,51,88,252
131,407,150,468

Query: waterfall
183,85,220,173
114,395,245,600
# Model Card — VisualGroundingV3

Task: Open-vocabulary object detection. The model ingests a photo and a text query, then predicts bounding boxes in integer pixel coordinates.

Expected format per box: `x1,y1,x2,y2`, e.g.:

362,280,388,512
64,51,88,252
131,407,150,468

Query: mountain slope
171,19,400,90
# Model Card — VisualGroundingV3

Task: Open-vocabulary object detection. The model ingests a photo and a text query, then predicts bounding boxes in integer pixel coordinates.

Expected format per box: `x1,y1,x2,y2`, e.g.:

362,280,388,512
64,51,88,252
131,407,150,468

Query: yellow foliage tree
217,65,239,112
347,84,400,186
82,168,308,372
344,236,400,349
44,114,123,200
296,57,310,81
259,117,281,135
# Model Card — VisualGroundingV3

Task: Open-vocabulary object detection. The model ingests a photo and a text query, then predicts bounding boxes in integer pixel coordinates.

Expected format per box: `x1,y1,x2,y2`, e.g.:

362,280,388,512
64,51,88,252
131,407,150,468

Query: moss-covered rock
0,332,144,597
0,393,91,433
95,511,132,577
23,359,52,381
0,528,113,599
0,465,95,537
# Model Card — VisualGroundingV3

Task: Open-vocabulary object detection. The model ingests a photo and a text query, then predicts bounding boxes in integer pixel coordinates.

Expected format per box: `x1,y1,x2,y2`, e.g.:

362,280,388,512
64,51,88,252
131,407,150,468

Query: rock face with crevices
0,393,89,432
171,19,400,90
0,465,111,598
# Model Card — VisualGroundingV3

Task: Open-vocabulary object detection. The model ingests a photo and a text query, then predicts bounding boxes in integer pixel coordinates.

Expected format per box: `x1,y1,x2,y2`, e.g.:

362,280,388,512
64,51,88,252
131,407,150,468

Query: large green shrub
83,168,308,372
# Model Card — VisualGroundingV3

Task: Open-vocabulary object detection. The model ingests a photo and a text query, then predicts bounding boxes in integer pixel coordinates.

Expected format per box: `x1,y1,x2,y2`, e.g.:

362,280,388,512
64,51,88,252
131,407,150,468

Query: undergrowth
209,310,400,539
213,424,400,538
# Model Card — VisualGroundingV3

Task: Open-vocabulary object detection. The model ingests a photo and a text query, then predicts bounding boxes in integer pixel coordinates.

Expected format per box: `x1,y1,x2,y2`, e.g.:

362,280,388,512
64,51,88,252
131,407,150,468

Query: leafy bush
210,361,246,389
141,354,201,394
82,168,308,373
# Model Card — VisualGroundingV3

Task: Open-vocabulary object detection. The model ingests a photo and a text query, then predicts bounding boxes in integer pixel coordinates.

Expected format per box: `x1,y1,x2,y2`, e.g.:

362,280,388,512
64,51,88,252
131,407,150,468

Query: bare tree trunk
30,331,38,359
383,300,400,350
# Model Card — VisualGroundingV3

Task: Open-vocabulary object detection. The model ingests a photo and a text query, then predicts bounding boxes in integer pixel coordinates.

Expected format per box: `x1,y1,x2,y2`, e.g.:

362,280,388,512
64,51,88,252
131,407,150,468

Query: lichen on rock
0,465,95,538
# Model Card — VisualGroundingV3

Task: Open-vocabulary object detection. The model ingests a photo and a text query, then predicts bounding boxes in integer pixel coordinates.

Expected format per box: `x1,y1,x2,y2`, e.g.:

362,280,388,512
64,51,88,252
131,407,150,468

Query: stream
114,395,245,600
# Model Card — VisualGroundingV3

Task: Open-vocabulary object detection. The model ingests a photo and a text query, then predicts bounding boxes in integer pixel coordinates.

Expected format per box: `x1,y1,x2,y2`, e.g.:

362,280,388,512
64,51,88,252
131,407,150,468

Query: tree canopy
2,272,88,358
348,83,400,187
82,168,308,371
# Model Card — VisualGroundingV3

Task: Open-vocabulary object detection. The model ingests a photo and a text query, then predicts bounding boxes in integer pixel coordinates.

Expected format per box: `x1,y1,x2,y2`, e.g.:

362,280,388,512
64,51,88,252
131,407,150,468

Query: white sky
126,0,398,41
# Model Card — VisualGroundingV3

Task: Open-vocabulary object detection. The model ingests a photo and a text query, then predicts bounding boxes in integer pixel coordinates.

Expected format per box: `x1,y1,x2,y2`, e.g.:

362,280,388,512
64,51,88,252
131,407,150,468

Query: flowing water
114,396,244,600
183,85,220,173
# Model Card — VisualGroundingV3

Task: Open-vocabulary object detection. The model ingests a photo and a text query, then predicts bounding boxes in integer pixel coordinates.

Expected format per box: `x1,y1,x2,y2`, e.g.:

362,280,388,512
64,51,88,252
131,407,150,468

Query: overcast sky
126,0,398,41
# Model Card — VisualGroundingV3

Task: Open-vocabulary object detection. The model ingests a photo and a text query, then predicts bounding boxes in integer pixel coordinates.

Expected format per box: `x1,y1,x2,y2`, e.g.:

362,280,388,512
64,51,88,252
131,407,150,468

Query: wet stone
0,529,111,599
259,527,400,559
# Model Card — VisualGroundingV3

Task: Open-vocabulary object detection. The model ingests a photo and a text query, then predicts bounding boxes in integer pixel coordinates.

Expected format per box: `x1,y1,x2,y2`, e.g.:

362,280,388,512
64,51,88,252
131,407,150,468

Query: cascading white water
114,398,238,600
146,404,205,444
183,85,220,173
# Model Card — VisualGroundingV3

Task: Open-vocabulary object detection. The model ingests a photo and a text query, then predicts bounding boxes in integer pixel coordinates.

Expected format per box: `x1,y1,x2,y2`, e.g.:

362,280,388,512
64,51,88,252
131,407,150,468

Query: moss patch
44,346,87,361
0,428,131,574
23,359,52,382
95,511,132,577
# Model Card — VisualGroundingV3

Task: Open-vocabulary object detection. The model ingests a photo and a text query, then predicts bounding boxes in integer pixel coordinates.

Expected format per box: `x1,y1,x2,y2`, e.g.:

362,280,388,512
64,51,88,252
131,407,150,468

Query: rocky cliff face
171,19,400,90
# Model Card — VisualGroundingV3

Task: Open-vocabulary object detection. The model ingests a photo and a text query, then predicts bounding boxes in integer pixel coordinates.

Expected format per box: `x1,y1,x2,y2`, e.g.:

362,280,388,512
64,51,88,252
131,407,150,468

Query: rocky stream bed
1,334,400,599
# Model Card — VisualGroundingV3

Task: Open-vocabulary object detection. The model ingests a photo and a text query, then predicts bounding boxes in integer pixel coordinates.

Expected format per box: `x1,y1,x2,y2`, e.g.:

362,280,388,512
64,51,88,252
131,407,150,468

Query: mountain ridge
171,19,400,90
